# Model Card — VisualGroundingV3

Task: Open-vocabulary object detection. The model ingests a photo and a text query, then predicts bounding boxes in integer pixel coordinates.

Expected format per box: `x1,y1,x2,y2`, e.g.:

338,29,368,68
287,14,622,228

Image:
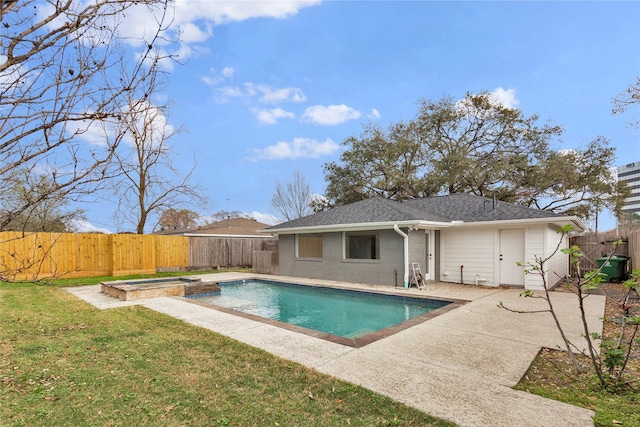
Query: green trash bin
596,255,629,283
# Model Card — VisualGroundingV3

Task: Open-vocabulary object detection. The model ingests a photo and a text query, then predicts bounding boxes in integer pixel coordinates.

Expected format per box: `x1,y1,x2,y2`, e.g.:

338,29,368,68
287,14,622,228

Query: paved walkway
66,273,605,427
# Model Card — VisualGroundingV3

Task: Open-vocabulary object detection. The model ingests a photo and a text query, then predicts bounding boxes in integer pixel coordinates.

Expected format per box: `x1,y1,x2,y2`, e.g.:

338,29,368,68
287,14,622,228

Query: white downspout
393,224,409,288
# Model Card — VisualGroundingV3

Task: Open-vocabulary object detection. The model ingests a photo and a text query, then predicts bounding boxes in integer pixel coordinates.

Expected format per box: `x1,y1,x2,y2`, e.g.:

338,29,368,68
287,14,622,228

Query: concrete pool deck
66,272,604,427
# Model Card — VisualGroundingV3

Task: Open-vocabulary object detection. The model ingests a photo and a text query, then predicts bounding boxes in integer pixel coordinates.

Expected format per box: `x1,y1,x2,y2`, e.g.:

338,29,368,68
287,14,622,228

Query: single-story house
261,194,586,291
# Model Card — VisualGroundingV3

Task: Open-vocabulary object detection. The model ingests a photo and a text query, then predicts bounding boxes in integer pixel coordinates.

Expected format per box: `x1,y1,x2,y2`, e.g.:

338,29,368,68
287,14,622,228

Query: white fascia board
182,233,269,238
259,216,586,235
567,216,588,232
450,216,586,231
260,220,452,235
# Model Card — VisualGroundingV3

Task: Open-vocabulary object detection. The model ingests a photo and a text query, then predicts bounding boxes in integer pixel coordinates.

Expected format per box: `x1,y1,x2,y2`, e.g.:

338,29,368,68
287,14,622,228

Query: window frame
343,231,380,260
295,233,323,259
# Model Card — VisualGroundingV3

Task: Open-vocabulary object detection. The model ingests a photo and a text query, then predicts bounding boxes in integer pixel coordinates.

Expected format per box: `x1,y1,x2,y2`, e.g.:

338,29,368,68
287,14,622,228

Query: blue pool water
192,279,450,339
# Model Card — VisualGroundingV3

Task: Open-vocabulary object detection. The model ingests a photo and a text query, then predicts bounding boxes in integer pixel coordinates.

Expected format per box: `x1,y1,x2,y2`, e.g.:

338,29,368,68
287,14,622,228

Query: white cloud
172,0,322,26
115,1,321,64
42,1,322,66
489,87,519,108
254,108,296,125
63,113,117,147
301,104,362,125
250,211,281,226
71,100,174,149
216,85,246,101
76,122,112,147
221,67,235,78
369,108,381,119
126,101,175,148
69,219,112,234
216,83,307,104
0,55,28,102
250,137,339,161
202,67,235,86
246,83,307,104
179,21,213,43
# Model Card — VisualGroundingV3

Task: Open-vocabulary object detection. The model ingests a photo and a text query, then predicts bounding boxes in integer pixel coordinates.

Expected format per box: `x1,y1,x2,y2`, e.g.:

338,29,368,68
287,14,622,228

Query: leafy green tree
512,136,628,222
324,92,559,206
618,212,640,234
322,92,626,222
323,121,431,206
415,93,558,198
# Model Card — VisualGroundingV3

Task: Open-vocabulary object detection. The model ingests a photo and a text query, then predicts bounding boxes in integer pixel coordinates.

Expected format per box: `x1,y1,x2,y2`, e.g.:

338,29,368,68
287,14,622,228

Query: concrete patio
66,272,605,427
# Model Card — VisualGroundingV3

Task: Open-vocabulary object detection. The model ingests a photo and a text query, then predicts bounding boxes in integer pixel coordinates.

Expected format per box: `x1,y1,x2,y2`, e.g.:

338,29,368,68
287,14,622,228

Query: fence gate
569,231,632,276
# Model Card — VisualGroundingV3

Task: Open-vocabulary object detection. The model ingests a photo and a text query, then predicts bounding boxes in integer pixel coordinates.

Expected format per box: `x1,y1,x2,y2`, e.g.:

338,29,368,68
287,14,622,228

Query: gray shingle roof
403,194,567,222
267,194,567,231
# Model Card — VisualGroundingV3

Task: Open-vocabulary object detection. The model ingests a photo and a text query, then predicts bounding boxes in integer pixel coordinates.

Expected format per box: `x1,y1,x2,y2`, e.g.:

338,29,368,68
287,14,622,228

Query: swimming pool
189,279,460,347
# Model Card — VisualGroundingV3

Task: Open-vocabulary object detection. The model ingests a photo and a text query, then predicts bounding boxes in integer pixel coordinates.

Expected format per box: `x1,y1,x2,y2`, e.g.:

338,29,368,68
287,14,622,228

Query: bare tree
111,62,207,233
0,0,173,232
612,77,640,128
0,168,85,232
270,171,313,221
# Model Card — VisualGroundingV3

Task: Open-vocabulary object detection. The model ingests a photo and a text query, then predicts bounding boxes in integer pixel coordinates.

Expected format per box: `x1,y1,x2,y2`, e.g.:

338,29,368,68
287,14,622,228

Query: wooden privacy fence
570,229,638,275
628,229,640,272
0,232,188,280
188,236,278,270
252,251,279,275
0,232,279,281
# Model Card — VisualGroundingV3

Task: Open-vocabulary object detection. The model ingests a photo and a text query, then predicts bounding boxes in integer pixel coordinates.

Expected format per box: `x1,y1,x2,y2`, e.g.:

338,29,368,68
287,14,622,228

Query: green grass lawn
0,281,455,427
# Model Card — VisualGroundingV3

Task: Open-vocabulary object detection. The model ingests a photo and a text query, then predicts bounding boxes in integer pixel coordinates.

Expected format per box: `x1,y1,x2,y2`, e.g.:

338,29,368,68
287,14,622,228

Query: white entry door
499,229,525,286
424,231,433,281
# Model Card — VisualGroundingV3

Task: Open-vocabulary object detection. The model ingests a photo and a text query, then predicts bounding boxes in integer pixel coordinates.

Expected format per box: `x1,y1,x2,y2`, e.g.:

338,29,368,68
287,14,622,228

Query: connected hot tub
101,276,220,301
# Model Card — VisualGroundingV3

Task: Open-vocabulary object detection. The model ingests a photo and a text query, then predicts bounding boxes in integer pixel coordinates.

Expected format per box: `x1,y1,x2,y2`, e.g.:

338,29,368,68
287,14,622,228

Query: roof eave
260,220,453,235
260,216,587,235
452,216,587,231
182,233,272,238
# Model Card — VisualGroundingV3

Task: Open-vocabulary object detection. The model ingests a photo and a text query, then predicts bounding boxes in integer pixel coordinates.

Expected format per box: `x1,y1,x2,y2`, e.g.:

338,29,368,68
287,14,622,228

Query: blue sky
78,1,640,233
